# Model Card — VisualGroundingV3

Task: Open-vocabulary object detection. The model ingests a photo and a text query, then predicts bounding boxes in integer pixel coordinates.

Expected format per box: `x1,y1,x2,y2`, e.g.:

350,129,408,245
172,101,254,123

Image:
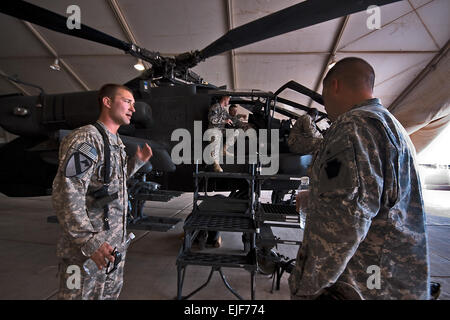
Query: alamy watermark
66,265,81,290
66,5,81,30
366,5,381,30
366,265,381,290
171,121,279,175
64,5,381,41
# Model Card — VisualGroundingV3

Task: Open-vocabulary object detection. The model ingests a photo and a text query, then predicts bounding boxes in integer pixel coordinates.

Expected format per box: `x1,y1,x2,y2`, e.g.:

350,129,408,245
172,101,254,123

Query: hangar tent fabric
390,44,449,154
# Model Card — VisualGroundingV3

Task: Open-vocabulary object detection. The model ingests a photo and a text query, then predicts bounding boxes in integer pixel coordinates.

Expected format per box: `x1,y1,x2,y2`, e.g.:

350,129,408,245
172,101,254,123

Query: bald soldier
52,84,152,299
288,57,430,299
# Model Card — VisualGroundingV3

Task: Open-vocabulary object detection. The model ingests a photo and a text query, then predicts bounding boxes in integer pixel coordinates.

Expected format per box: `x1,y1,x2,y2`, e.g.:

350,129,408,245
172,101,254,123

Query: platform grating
184,214,256,232
177,252,256,270
259,203,298,215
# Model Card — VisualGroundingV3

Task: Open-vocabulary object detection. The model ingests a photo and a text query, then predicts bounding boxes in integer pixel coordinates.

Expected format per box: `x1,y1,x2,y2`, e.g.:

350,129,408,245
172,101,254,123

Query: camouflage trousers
209,128,240,163
57,251,126,300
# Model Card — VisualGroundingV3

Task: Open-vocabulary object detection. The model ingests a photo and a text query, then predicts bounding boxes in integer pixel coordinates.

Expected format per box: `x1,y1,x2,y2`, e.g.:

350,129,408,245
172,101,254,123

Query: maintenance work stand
176,163,305,300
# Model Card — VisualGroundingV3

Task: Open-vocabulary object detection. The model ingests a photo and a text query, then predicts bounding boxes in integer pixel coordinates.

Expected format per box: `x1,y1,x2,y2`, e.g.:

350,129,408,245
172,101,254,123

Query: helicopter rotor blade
1,0,402,82
0,1,163,66
198,0,402,61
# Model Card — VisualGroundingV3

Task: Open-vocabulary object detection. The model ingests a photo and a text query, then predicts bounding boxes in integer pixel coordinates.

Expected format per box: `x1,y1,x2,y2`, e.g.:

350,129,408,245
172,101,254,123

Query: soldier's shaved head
323,57,375,92
321,57,376,121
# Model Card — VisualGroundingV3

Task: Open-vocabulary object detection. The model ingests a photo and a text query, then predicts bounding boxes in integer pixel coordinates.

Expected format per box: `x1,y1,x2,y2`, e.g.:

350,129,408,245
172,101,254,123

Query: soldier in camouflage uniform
229,104,255,132
228,104,249,130
208,95,238,172
287,108,323,155
52,84,152,299
288,58,430,300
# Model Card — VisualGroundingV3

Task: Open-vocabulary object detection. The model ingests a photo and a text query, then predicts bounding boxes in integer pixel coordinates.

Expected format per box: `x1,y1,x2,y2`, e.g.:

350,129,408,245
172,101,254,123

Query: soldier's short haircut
323,57,375,92
219,95,231,102
229,104,238,109
98,84,133,110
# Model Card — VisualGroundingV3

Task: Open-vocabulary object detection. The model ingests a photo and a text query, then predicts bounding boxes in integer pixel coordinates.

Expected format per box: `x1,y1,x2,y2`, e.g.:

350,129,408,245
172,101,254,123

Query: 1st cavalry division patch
64,142,98,178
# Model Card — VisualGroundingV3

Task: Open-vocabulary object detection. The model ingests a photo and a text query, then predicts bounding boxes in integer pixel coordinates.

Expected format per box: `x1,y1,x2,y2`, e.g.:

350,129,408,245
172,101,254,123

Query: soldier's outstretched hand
136,143,153,162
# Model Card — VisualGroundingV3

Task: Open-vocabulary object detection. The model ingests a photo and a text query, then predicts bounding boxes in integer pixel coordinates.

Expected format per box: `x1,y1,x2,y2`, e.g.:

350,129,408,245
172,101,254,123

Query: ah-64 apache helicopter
0,0,405,281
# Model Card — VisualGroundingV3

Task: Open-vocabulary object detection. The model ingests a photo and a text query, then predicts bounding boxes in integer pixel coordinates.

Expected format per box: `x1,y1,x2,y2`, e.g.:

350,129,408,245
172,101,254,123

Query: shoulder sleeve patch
318,140,358,195
76,142,98,162
64,151,94,178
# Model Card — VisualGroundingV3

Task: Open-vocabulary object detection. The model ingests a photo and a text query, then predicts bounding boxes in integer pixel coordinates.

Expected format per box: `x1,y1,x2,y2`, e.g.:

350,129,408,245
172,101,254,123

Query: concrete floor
0,189,448,300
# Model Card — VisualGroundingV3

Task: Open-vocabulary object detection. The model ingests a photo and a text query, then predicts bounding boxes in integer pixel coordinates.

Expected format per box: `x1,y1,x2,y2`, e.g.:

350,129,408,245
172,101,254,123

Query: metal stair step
197,197,249,213
184,214,256,233
259,203,298,215
177,251,256,270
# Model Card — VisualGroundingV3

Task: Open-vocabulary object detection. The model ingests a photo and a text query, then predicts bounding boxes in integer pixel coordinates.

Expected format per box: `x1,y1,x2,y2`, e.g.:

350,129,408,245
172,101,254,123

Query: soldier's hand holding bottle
90,242,115,270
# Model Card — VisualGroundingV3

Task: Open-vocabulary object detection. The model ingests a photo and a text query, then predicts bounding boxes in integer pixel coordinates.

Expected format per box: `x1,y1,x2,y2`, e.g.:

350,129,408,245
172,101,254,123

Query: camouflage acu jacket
208,103,231,129
52,121,145,261
288,99,430,300
288,114,323,155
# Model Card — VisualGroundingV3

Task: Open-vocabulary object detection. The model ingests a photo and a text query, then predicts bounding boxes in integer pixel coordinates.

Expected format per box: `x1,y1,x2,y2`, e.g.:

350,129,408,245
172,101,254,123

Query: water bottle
298,177,309,229
83,233,135,276
124,232,136,250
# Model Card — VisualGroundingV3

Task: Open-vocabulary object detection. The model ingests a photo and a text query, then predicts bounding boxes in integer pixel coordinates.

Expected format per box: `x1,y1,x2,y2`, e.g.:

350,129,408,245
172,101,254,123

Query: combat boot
223,145,234,157
212,161,223,172
213,236,222,248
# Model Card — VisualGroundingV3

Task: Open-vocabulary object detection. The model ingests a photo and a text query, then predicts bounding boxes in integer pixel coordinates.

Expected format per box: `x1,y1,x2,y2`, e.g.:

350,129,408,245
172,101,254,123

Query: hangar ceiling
0,0,448,119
